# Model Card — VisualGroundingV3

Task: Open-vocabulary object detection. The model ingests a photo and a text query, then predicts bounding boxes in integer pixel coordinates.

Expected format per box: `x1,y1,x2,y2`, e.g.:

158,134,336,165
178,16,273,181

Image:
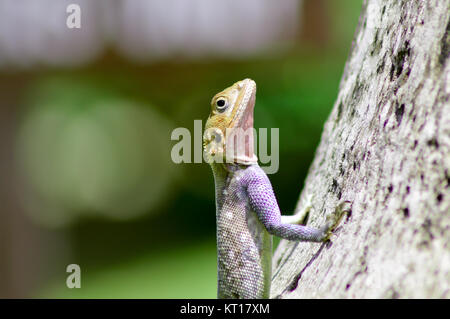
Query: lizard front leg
247,169,350,242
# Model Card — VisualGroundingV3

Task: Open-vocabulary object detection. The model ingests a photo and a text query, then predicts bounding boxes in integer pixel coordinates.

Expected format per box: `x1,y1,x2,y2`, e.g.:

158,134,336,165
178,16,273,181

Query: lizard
203,78,350,299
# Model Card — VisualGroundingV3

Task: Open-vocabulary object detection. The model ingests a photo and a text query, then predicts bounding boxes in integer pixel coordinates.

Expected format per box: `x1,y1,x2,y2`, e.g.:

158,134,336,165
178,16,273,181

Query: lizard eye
215,98,228,112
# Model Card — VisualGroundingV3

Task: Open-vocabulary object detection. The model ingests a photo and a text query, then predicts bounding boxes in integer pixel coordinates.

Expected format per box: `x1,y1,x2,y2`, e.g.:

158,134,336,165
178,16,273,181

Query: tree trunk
271,0,449,298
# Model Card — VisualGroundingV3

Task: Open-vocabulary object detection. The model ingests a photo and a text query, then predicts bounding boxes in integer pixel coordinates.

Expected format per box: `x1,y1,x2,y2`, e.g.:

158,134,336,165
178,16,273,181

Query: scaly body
203,79,349,298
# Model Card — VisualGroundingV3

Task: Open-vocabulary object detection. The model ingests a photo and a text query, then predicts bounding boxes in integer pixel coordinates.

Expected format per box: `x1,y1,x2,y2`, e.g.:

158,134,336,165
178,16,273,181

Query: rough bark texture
272,0,449,298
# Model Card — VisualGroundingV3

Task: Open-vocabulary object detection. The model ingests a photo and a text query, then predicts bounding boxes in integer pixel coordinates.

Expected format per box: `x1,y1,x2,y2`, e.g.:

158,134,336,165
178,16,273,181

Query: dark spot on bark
419,240,430,248
377,58,385,74
371,30,382,56
393,85,399,94
403,207,410,218
352,80,364,102
373,29,378,45
406,67,411,77
353,161,357,170
331,179,339,193
406,186,410,194
389,66,395,81
383,119,389,128
412,115,416,122
345,283,351,290
345,209,352,221
395,103,405,126
388,184,393,193
330,178,343,200
437,193,443,203
413,140,418,149
337,102,344,122
381,5,386,15
438,19,450,67
422,218,434,240
427,137,439,148
446,171,450,188
390,41,411,80
420,173,424,181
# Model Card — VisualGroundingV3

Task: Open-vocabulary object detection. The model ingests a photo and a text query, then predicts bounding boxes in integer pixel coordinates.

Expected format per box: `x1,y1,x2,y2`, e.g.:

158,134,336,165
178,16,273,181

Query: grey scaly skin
203,79,350,299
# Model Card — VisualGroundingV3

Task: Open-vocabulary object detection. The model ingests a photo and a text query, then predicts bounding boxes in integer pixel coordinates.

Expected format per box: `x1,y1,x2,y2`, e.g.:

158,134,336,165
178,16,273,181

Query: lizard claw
323,200,352,241
336,200,352,215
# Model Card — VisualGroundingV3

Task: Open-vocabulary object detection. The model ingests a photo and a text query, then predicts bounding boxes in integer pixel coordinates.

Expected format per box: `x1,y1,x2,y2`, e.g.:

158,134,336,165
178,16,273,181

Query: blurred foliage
17,76,177,226
39,241,217,298
1,0,362,298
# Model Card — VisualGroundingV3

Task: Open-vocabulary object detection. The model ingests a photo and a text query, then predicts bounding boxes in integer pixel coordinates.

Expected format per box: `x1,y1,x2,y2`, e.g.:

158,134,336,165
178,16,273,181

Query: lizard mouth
240,82,256,133
233,79,255,128
228,79,257,164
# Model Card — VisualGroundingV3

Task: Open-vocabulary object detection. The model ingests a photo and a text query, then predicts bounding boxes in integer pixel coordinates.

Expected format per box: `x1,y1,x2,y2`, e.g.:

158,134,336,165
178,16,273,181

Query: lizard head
204,78,258,165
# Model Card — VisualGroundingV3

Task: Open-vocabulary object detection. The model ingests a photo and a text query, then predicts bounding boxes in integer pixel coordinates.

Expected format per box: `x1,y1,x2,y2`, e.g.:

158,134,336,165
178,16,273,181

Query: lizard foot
323,200,352,241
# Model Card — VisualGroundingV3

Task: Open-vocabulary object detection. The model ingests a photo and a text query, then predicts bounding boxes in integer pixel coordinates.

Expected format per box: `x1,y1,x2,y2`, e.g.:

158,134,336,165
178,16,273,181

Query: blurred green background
0,0,361,298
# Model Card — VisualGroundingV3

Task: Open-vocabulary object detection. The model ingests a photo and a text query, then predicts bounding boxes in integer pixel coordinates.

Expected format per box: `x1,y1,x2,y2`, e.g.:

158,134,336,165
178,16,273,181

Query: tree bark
271,0,449,298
